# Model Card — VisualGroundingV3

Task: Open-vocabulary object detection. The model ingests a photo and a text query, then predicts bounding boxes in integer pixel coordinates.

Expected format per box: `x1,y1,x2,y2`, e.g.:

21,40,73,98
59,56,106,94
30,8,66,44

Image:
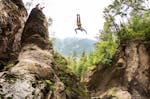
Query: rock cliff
87,40,150,99
0,0,27,69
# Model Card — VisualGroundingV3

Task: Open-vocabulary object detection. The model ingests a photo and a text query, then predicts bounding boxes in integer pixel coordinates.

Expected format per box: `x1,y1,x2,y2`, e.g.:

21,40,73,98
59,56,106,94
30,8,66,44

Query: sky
23,0,112,40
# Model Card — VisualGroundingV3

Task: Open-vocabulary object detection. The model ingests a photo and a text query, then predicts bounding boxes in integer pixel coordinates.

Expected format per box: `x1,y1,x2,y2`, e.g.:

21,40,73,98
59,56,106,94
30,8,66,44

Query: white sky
23,0,112,39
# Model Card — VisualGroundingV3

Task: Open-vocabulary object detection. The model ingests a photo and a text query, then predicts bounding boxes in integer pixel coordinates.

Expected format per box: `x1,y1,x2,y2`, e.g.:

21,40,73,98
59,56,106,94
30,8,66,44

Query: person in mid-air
75,14,87,34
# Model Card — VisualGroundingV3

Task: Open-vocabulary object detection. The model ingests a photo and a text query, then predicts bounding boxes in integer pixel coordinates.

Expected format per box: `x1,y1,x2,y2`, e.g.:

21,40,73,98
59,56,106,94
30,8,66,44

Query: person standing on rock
35,4,45,11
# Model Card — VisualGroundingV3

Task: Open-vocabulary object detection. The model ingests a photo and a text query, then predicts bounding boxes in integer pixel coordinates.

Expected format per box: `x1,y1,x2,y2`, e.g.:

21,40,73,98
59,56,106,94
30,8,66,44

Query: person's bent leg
75,28,78,34
81,27,87,34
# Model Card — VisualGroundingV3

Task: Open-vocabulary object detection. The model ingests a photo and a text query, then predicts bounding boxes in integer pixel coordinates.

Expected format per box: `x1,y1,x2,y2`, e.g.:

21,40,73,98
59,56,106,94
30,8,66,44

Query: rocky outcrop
0,45,60,98
21,7,51,50
0,0,27,69
87,40,150,99
0,1,89,98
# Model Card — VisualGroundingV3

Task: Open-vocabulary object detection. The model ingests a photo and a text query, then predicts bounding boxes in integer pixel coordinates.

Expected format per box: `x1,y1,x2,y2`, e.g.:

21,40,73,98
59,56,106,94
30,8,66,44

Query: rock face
0,44,67,98
21,7,50,50
87,40,150,99
0,1,89,99
0,0,27,69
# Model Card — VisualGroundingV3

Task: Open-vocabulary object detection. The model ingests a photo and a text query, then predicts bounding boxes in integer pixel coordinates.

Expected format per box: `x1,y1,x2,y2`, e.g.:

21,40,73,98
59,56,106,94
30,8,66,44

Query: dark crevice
128,77,148,97
136,44,140,69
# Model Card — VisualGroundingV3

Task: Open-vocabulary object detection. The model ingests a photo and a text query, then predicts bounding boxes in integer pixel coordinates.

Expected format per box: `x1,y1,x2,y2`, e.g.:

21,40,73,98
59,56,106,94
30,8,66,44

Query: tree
74,51,88,79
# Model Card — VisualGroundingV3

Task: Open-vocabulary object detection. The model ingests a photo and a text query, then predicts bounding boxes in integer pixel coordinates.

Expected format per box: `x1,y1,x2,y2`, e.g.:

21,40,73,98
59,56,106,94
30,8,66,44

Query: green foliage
94,40,118,65
53,51,80,88
45,80,55,90
53,53,89,98
76,52,87,77
59,76,71,86
53,51,68,71
53,51,77,86
53,51,75,85
67,51,91,80
118,11,150,41
94,0,150,68
2,63,14,71
101,0,150,42
145,30,150,40
66,39,118,80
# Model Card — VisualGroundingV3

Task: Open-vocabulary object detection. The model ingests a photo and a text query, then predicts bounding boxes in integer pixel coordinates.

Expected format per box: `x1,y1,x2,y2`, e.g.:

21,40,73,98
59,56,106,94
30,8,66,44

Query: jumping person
75,14,87,34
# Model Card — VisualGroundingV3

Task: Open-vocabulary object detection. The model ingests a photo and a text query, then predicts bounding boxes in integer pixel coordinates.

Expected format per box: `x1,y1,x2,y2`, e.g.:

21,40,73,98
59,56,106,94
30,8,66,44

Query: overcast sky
23,0,112,39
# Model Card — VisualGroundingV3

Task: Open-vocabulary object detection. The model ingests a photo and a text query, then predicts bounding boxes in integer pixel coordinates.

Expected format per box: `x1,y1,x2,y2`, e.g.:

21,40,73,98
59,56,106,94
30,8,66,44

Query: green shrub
118,11,150,41
45,80,55,90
